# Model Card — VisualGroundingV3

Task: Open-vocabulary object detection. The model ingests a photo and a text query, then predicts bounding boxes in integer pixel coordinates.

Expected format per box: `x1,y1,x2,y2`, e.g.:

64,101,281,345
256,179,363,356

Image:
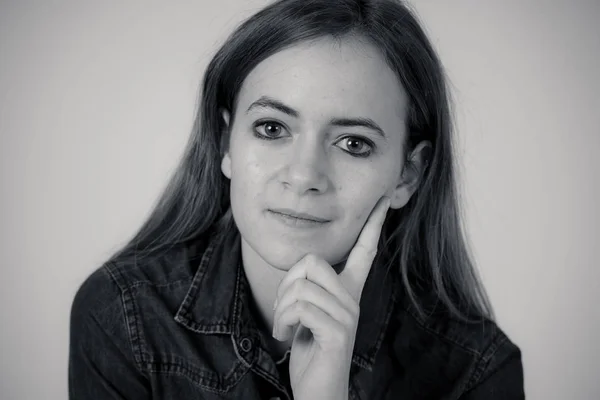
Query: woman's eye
253,121,287,140
335,136,373,157
253,123,373,157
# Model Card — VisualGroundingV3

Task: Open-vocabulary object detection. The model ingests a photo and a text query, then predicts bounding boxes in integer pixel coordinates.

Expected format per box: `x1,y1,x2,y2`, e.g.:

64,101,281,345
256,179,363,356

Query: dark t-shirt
68,224,524,399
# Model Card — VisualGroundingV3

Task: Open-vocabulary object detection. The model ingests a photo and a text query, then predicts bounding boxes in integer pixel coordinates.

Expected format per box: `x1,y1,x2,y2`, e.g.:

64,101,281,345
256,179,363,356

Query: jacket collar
175,222,398,371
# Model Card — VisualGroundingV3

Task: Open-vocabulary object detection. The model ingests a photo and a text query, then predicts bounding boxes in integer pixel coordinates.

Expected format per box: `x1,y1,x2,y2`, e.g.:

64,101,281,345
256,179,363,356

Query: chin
258,243,348,271
259,247,308,271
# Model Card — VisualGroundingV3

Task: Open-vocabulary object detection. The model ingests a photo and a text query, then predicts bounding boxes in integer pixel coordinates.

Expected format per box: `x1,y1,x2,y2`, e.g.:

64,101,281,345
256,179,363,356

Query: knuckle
291,278,305,293
348,301,360,320
304,253,328,271
295,300,309,313
332,324,350,346
339,310,354,328
356,243,377,258
303,253,319,265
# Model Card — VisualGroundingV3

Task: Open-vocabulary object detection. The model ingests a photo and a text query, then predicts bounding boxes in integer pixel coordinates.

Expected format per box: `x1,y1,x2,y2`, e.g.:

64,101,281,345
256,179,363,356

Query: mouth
268,208,331,223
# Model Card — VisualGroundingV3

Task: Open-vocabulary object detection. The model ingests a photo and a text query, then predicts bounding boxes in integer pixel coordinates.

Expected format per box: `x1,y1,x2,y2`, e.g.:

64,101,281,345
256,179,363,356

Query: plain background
1,0,598,399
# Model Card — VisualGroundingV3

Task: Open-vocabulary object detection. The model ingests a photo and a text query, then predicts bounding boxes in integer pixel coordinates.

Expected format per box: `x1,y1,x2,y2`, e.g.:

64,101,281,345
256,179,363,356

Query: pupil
348,138,362,151
266,124,279,135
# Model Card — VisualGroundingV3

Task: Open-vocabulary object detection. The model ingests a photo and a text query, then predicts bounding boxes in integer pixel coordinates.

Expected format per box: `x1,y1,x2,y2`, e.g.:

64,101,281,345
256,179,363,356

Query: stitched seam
105,263,146,371
144,352,250,393
251,358,288,394
84,310,144,382
172,318,231,334
175,232,222,325
127,279,189,290
464,330,507,392
232,260,243,333
403,306,483,357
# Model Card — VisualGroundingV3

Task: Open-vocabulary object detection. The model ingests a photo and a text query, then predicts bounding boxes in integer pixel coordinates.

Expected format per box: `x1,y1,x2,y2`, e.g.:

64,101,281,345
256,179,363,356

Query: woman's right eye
253,120,288,140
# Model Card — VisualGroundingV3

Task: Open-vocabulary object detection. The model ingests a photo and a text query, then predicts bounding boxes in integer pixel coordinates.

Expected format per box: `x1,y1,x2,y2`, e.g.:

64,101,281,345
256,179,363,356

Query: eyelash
252,120,375,158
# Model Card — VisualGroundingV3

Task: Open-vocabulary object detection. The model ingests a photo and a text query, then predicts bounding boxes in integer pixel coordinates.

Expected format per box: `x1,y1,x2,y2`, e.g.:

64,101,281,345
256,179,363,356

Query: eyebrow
246,95,386,137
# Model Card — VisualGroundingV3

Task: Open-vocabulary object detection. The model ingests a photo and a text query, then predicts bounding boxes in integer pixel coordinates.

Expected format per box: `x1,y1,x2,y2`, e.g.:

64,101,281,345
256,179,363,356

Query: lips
268,208,330,223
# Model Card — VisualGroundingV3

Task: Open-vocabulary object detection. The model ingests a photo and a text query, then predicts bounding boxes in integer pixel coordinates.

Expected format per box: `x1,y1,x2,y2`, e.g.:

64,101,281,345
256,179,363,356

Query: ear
220,108,232,179
389,140,432,209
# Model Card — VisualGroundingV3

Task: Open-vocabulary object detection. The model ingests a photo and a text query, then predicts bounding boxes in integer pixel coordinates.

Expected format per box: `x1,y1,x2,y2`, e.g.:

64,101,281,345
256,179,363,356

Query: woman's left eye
335,136,373,158
253,121,288,140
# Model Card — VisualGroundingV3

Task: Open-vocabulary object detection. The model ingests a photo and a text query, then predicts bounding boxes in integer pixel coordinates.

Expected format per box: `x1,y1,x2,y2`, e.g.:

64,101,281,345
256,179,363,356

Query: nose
280,137,330,195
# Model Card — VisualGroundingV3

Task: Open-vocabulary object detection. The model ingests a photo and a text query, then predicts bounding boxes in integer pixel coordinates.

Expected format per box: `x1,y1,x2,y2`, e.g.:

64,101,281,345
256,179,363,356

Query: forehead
235,37,408,128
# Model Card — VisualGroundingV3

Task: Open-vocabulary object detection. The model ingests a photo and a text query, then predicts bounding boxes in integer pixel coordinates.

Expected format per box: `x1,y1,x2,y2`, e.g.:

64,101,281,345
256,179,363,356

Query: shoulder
68,264,142,373
70,238,207,342
403,300,518,361
70,265,120,326
69,239,207,367
377,294,523,398
68,241,209,398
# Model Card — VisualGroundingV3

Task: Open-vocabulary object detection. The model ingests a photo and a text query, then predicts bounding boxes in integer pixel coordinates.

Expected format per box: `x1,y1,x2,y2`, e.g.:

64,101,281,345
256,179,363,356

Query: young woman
69,0,525,399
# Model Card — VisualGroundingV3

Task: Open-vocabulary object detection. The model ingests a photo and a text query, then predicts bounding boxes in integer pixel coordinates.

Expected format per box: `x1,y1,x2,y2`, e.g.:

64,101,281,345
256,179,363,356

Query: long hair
107,0,494,323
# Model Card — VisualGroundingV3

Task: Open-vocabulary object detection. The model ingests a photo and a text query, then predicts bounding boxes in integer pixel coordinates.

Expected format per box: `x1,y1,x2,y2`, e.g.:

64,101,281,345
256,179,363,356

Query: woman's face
221,37,419,270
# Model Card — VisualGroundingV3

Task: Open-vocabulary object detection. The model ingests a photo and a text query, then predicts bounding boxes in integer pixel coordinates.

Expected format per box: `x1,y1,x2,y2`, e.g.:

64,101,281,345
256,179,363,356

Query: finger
340,196,391,300
274,301,349,351
275,254,355,311
273,278,357,335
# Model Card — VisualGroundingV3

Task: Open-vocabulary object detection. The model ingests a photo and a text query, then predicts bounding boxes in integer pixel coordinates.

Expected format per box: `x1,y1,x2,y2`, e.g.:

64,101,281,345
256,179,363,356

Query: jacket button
240,337,253,352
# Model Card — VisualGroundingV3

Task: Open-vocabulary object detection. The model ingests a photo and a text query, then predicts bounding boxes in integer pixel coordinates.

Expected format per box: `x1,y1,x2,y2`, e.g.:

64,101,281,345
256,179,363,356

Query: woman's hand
272,196,391,400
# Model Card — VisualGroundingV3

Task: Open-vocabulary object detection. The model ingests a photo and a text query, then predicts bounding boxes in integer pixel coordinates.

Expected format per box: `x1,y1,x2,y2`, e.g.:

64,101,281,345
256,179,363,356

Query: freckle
355,209,366,221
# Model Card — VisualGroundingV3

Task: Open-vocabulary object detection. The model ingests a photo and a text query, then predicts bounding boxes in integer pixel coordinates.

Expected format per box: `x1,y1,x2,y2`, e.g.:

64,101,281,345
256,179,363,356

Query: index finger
340,196,391,300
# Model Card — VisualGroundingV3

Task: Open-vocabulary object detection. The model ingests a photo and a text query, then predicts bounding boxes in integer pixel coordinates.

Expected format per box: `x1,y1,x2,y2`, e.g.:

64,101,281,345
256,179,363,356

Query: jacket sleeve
68,267,150,399
460,333,525,399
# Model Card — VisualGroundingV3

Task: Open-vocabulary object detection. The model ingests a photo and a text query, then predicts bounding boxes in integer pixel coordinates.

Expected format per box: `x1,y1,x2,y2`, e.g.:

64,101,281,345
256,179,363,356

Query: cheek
352,202,376,224
230,151,267,205
341,187,391,239
230,140,261,179
339,168,391,219
230,133,271,177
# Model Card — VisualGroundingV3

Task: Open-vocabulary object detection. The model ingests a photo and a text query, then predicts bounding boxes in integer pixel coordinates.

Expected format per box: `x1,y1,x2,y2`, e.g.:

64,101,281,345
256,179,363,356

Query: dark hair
107,0,494,323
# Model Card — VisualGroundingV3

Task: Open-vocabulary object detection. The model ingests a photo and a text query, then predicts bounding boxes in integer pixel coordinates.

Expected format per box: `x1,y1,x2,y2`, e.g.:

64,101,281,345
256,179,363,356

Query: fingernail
384,196,391,207
273,297,278,311
272,324,279,341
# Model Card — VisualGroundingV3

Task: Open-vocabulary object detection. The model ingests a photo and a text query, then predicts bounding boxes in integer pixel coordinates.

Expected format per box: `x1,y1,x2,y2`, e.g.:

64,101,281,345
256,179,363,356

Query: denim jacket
69,223,525,399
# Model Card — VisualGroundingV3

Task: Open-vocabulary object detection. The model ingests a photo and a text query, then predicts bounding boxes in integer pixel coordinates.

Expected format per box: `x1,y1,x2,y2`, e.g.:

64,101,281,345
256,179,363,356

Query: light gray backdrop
1,0,598,399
